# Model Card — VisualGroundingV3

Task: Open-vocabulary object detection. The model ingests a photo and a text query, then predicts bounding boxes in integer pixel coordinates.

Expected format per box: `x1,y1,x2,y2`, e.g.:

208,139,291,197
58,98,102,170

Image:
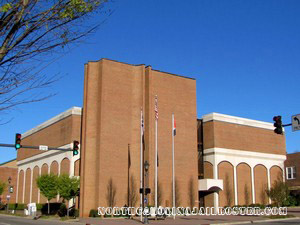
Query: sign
292,114,300,131
39,145,48,151
6,195,10,200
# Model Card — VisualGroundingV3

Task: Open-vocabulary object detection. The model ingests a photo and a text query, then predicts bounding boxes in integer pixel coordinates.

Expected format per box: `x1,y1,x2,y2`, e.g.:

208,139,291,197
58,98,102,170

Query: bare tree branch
0,0,112,113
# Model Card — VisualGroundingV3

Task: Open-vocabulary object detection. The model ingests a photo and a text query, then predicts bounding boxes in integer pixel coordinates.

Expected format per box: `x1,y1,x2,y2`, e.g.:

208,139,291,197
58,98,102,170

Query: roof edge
22,107,82,139
202,112,276,131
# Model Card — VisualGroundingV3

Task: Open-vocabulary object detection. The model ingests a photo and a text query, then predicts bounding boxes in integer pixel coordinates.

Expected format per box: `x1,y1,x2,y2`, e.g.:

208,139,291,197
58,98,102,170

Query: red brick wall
254,165,268,204
17,114,81,161
285,153,300,187
80,59,197,217
237,163,252,205
218,161,235,207
203,120,286,155
0,167,17,204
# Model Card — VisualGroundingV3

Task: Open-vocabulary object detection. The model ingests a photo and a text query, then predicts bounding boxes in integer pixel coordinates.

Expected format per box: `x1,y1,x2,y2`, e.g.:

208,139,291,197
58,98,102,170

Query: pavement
235,218,300,225
80,215,300,225
0,207,300,225
0,214,80,225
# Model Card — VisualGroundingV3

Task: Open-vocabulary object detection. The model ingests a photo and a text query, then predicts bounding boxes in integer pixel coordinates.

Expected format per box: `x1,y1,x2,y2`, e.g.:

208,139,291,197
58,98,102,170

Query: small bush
285,196,297,206
248,203,266,209
69,208,79,217
89,209,100,217
41,203,62,215
0,203,5,210
8,203,26,210
36,204,44,210
57,204,67,217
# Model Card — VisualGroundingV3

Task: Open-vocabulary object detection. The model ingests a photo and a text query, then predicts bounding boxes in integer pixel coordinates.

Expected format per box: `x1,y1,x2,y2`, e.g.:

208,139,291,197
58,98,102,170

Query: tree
57,174,80,217
128,175,137,207
106,178,116,208
224,173,233,206
244,183,250,206
266,178,289,207
260,183,268,205
175,178,181,207
0,180,7,203
36,174,58,214
0,0,111,112
152,179,163,206
188,177,195,209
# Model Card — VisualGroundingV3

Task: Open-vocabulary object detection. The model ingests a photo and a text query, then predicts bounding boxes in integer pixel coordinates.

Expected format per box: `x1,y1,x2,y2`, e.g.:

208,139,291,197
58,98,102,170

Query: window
286,166,296,180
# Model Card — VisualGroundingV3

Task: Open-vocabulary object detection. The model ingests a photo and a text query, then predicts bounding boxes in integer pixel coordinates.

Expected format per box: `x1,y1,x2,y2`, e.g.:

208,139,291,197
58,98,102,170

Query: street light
144,161,150,224
144,161,149,172
7,177,12,213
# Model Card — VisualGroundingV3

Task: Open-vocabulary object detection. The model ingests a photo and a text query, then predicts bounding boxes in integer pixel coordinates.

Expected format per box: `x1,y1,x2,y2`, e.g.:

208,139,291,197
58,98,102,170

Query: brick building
285,152,300,199
0,59,287,218
198,113,286,208
0,159,17,204
80,59,198,217
15,107,81,205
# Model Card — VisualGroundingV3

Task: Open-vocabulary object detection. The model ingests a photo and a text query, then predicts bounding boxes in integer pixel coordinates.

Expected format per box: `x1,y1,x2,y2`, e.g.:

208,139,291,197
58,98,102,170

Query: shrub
41,203,62,215
57,204,67,217
89,209,100,217
7,203,26,210
36,204,44,210
0,203,5,210
266,178,289,207
69,208,79,217
285,196,297,207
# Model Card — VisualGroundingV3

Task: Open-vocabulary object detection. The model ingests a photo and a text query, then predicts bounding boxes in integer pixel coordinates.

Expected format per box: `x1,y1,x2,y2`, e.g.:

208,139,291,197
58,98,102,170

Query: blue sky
1,0,299,163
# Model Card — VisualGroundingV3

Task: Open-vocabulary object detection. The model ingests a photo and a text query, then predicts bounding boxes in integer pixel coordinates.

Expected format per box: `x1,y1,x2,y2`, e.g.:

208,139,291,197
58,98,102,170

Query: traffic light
15,133,22,149
73,140,79,156
273,116,283,134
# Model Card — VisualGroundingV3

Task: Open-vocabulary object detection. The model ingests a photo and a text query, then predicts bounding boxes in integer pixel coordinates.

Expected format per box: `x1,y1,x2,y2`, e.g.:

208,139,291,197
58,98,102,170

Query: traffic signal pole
0,143,73,152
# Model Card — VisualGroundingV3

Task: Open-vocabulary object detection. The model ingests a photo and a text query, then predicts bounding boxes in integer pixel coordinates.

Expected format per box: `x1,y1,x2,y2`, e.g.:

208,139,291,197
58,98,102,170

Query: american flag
155,95,158,120
173,116,176,136
141,110,144,135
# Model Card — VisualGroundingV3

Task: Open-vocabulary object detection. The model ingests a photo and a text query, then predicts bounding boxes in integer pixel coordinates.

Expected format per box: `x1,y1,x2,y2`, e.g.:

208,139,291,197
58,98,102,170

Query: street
0,214,81,225
1,214,300,225
239,218,300,225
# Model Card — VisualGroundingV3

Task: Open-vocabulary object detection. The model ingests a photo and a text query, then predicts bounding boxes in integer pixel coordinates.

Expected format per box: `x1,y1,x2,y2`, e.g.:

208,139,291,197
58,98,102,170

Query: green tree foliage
0,0,111,112
57,174,80,217
0,180,6,195
36,174,58,214
266,178,289,207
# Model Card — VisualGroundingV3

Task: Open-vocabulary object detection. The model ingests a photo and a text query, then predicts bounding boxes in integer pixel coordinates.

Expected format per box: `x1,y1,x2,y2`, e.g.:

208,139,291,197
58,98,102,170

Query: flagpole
172,113,175,219
140,109,143,222
155,96,158,213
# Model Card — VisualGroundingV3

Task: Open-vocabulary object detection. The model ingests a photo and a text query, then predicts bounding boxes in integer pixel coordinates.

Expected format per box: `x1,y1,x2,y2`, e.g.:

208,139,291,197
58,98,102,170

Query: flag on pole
128,147,131,168
173,117,176,136
141,111,145,149
140,109,144,222
172,113,176,219
154,95,158,210
155,95,158,120
141,112,144,136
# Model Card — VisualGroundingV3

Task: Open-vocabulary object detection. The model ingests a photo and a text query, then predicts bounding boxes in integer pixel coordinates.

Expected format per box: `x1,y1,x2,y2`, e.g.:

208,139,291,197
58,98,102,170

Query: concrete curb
212,216,300,225
252,216,300,223
0,213,84,224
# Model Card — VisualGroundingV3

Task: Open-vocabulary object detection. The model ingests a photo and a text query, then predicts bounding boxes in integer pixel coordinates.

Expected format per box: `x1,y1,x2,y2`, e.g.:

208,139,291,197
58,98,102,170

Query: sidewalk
80,214,299,225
